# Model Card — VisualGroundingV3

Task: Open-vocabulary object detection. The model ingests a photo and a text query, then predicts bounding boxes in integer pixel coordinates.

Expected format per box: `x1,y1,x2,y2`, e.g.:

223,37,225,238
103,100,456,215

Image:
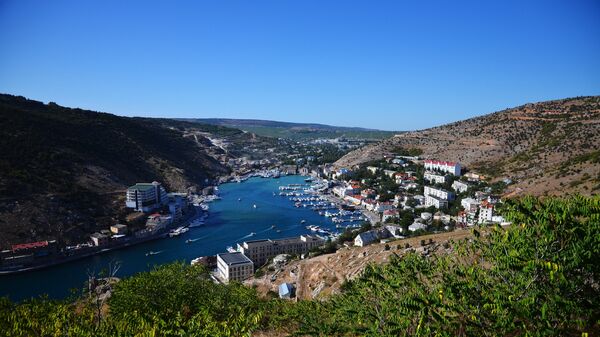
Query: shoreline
0,206,202,276
0,171,300,276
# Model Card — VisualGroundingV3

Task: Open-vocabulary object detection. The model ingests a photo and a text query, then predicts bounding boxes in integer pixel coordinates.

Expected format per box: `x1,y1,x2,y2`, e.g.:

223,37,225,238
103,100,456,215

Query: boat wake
237,232,257,241
185,236,205,244
145,250,164,256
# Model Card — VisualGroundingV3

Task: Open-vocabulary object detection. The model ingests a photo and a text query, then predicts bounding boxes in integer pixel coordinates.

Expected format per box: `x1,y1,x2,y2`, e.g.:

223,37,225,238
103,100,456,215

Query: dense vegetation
1,195,598,336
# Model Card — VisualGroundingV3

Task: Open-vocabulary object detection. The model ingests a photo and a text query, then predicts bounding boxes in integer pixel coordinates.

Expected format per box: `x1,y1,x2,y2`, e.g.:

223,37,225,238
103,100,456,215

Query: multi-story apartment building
126,181,168,212
424,186,455,201
237,235,324,266
216,252,254,282
425,195,448,209
424,171,447,184
461,197,479,213
478,201,494,224
424,160,461,176
452,180,470,193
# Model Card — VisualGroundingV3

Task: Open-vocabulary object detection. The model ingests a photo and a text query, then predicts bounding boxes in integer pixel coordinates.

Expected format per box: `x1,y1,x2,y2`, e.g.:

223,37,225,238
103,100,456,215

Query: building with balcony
126,181,168,212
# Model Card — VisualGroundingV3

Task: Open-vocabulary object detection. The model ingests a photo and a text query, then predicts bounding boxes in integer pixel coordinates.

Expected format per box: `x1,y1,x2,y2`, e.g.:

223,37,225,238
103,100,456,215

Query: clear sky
1,0,599,130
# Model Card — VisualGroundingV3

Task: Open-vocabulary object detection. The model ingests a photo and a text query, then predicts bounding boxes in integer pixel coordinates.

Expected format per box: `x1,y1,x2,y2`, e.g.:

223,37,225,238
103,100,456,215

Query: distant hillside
181,118,397,141
335,96,600,196
0,94,230,248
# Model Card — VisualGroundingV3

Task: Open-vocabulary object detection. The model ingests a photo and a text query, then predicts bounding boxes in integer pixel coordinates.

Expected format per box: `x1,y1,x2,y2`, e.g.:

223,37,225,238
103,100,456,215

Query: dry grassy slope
335,96,600,196
246,230,473,301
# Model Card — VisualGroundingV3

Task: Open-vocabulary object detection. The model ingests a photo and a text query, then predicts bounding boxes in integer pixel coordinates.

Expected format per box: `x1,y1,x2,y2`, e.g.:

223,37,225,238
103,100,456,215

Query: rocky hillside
0,94,230,248
335,96,600,196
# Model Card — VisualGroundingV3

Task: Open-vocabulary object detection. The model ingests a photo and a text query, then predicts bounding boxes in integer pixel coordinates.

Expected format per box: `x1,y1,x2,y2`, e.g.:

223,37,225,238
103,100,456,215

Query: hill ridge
335,96,600,196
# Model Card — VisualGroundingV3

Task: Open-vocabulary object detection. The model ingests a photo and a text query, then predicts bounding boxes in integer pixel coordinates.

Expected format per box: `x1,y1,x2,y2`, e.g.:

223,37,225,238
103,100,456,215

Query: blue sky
1,1,599,130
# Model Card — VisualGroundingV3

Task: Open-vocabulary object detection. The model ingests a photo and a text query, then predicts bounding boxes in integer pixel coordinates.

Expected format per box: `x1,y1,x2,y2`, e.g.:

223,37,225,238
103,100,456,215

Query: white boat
300,219,306,224
145,250,163,256
253,204,257,208
169,226,189,237
186,238,201,243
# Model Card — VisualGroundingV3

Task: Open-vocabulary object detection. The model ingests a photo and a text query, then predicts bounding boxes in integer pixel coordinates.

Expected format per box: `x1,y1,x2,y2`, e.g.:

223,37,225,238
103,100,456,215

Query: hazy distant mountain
0,94,232,248
180,118,398,141
336,96,600,196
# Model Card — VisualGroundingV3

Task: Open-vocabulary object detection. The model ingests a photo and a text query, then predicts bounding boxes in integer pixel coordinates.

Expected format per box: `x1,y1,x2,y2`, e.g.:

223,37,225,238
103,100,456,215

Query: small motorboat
300,219,306,224
253,204,257,208
145,250,163,256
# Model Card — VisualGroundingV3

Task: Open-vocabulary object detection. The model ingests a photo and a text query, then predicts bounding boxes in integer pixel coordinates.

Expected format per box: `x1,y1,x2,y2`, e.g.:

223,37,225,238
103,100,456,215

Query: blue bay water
0,175,333,301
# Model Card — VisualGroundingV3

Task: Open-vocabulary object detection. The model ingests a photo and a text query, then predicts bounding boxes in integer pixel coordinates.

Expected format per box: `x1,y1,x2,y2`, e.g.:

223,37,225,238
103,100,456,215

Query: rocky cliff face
335,96,600,196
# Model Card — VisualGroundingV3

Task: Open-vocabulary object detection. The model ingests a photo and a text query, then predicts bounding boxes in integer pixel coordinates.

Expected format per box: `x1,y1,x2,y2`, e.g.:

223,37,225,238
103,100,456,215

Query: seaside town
1,148,512,301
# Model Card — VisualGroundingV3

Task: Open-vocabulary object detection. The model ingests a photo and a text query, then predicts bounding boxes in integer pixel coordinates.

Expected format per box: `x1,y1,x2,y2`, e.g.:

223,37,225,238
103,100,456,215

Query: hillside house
366,166,379,174
425,195,448,209
452,180,470,193
408,222,427,232
424,186,455,201
424,171,447,184
382,209,399,222
461,198,479,213
354,228,391,247
478,201,494,224
424,160,461,176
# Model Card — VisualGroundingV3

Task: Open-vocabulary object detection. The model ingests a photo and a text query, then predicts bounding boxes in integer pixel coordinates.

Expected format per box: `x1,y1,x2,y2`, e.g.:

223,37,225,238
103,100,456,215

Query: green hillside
181,118,398,141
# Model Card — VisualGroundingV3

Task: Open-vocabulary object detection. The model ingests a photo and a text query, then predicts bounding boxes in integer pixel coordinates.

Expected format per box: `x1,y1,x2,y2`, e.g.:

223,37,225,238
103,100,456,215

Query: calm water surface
0,175,333,301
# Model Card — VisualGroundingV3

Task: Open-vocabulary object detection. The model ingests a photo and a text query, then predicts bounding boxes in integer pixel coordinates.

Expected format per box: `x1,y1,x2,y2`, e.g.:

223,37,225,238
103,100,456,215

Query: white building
366,166,379,174
424,160,461,176
425,195,448,209
424,171,447,184
237,235,324,266
452,180,470,193
478,202,494,224
217,252,254,283
126,182,168,212
424,186,455,201
461,198,479,213
354,228,392,247
383,170,397,178
408,222,427,232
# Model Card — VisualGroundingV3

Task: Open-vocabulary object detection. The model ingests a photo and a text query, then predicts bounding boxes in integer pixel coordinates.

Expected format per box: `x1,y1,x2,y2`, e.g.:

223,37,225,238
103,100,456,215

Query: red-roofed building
345,194,364,205
424,160,461,176
10,240,57,256
11,241,48,252
382,209,399,222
